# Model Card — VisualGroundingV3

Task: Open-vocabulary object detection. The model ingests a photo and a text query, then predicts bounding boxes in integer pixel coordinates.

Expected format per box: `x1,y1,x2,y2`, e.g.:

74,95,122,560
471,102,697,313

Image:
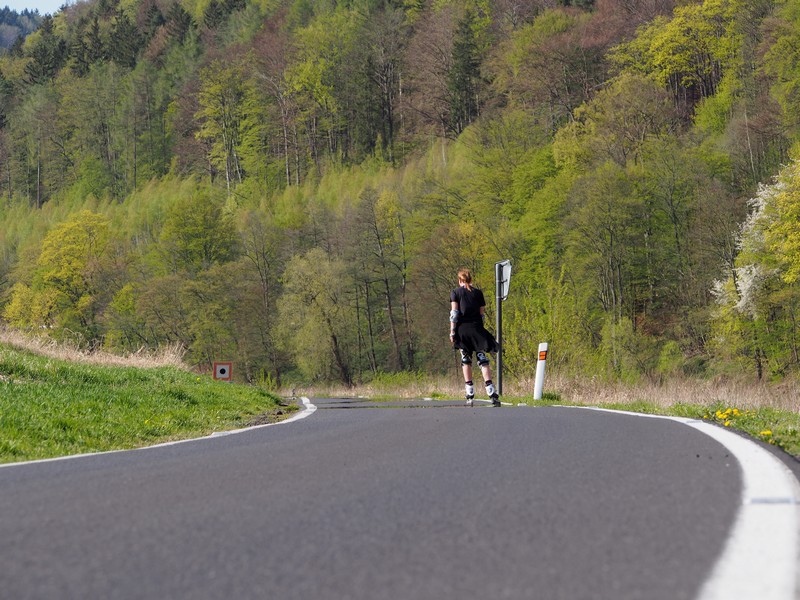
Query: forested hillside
0,7,42,50
1,0,799,387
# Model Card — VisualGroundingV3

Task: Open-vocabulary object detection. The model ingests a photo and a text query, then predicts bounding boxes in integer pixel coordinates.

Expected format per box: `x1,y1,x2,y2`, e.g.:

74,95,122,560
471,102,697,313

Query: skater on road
449,268,500,407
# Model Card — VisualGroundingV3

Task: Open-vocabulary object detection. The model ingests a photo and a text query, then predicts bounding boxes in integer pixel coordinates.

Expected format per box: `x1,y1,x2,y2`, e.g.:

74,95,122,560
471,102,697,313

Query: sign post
495,260,512,395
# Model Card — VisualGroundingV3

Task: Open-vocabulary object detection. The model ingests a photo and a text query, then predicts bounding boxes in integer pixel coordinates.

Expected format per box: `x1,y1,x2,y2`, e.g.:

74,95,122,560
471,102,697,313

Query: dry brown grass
285,370,800,413
547,372,800,413
0,328,189,370
286,373,462,401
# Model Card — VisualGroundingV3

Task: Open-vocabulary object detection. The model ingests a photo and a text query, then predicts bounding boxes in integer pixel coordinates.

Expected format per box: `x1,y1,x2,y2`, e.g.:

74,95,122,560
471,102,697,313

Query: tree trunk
364,281,378,373
382,274,404,370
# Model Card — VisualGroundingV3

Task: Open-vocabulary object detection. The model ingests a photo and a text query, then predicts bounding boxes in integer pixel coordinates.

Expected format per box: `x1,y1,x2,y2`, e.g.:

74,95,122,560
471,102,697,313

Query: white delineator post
533,343,548,400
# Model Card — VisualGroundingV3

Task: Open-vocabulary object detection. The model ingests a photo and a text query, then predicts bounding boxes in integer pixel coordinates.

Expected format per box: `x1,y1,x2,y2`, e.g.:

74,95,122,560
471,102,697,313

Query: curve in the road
577,407,800,600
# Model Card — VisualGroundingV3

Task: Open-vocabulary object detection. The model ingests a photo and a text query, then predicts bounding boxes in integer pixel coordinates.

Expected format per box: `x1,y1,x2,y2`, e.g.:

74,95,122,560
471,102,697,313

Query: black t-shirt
450,286,485,323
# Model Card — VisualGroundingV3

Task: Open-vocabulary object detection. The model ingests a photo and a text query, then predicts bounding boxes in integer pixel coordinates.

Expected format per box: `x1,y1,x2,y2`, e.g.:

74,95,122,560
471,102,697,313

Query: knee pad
460,349,472,365
477,351,490,366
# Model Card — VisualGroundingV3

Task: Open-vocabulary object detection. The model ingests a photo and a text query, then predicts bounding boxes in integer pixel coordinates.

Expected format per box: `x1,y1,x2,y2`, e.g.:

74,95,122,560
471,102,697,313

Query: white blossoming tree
710,160,800,379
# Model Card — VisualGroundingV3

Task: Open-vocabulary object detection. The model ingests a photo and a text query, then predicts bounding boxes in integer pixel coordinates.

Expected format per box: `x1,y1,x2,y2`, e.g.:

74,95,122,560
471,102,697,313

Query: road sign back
496,260,511,301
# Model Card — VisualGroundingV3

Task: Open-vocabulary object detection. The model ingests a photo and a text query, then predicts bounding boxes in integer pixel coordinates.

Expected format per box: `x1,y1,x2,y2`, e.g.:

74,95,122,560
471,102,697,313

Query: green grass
0,343,295,464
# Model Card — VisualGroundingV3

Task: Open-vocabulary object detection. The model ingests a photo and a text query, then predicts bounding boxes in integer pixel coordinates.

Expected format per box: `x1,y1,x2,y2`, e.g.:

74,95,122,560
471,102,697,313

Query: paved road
0,400,754,599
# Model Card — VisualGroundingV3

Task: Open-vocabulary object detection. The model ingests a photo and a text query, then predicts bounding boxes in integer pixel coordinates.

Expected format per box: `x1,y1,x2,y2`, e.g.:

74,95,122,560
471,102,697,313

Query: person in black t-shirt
449,268,500,407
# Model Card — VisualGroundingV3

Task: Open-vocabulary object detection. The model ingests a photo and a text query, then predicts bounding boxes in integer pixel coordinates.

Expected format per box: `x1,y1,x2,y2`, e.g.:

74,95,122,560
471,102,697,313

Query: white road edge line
578,406,800,600
0,397,318,470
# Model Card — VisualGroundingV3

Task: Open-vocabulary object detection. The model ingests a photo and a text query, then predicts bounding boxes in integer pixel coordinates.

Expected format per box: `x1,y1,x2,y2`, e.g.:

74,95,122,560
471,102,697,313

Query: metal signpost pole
496,261,503,395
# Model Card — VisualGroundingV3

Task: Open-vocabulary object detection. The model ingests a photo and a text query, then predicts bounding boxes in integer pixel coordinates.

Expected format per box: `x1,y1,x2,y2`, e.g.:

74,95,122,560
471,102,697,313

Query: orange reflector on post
538,351,547,360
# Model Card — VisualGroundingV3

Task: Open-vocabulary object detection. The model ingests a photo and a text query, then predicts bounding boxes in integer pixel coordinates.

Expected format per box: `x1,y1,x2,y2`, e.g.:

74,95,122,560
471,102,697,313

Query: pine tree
144,2,165,41
223,0,246,14
447,9,482,135
23,16,67,84
70,28,90,76
203,0,226,29
86,16,106,63
0,71,11,129
110,13,142,69
9,34,24,56
165,2,193,43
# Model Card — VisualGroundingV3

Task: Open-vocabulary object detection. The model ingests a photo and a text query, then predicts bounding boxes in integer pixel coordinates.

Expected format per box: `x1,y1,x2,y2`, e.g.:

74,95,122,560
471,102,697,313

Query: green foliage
509,145,558,219
278,247,355,385
657,340,686,377
765,160,800,283
709,161,800,380
5,211,114,342
447,9,484,135
493,8,595,131
109,13,142,68
23,16,67,84
610,0,743,102
0,0,798,390
693,71,740,134
285,9,358,114
459,110,550,220
158,186,238,274
763,0,800,137
553,73,676,169
3,282,55,329
195,58,254,192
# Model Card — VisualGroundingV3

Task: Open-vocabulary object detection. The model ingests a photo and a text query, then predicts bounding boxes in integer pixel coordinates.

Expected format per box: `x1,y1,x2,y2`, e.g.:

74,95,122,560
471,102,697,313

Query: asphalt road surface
0,399,782,600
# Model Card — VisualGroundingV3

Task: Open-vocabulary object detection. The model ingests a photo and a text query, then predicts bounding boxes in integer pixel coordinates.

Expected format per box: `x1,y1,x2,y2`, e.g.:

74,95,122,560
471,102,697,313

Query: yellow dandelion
760,430,772,436
724,421,731,427
733,409,741,417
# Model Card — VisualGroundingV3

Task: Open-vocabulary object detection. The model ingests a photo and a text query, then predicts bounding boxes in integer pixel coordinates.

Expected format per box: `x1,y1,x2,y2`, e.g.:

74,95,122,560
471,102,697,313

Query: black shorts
454,321,498,354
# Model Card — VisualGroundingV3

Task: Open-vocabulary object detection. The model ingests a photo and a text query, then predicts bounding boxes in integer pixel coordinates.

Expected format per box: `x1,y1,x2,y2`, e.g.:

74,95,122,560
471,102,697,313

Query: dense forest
0,7,43,49
1,0,800,387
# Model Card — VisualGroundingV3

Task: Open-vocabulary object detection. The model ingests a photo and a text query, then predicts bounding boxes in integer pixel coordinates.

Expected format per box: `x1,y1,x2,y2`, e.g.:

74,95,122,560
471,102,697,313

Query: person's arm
450,300,459,343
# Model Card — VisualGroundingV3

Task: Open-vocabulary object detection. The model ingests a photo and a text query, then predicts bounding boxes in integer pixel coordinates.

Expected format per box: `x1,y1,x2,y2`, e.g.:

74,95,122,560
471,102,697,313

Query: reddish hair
458,269,473,291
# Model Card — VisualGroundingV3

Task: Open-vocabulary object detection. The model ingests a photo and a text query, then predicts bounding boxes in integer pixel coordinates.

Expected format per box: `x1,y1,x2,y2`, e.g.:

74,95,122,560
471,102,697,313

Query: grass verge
0,342,295,464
